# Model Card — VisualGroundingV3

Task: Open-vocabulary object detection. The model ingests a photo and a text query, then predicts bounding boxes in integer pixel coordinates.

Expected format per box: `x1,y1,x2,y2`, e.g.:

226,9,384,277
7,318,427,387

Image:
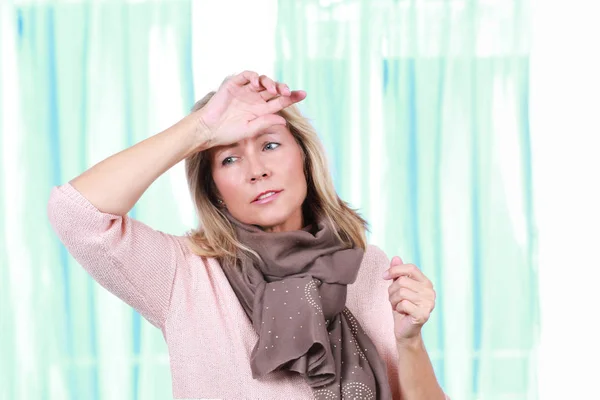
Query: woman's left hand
383,256,437,343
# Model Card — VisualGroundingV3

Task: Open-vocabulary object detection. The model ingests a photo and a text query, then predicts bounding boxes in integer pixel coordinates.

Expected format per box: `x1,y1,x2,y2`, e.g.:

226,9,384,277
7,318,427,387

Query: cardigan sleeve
47,182,184,330
359,244,451,400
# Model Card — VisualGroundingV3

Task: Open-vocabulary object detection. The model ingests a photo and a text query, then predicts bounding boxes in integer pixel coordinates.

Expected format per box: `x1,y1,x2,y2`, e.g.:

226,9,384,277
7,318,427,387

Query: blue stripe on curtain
274,1,536,398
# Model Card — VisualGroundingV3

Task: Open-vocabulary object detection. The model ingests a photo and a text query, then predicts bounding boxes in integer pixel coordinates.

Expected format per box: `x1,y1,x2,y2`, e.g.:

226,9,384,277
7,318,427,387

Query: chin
250,206,298,231
252,213,288,230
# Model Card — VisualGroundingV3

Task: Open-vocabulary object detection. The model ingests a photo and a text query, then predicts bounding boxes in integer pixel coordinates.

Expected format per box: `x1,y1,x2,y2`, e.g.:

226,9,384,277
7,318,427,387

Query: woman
48,71,449,399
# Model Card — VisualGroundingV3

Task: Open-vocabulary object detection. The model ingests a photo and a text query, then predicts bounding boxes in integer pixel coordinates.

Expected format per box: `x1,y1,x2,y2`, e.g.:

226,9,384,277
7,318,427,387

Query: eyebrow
218,130,279,151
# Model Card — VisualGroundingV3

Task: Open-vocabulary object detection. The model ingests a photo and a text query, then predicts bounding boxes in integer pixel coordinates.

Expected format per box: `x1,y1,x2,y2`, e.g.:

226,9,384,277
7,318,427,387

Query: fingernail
382,270,390,279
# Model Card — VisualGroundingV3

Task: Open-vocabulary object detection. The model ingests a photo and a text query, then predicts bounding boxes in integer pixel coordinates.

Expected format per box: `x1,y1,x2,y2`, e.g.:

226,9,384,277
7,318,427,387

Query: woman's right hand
195,70,306,149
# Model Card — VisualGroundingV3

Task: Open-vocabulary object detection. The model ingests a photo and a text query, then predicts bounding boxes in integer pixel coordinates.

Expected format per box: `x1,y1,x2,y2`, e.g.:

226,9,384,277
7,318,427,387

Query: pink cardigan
47,183,448,399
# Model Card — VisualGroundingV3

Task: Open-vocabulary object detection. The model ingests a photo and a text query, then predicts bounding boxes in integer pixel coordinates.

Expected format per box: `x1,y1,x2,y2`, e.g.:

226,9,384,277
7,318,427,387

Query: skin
209,123,308,233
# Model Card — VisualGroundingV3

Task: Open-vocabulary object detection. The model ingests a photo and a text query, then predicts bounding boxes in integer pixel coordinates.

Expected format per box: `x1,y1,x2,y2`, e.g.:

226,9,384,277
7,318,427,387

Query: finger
231,70,260,88
394,299,418,316
259,91,276,102
395,300,429,325
384,263,429,284
382,255,404,279
259,88,279,101
259,82,291,101
278,82,291,96
387,275,422,293
247,114,287,134
264,90,307,113
258,75,279,95
389,286,421,306
391,255,404,266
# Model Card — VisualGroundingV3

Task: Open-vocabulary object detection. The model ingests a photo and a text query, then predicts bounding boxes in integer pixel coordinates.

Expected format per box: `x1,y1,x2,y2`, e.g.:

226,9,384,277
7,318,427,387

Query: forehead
210,124,292,157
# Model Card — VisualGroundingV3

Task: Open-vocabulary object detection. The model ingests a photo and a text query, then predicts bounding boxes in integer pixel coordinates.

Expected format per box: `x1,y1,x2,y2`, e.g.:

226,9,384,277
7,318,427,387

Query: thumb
247,114,287,134
390,255,404,266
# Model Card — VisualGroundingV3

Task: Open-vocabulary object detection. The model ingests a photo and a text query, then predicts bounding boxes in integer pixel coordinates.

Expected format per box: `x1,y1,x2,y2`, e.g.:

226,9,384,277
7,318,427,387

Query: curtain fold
274,1,537,399
2,1,194,398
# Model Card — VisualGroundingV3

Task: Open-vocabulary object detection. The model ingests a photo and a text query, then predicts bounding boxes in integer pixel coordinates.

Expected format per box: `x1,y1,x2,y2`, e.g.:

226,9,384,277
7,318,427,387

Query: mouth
252,189,283,204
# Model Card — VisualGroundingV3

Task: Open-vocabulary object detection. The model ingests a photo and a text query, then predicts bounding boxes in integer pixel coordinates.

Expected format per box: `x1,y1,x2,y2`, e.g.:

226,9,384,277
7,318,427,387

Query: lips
252,189,283,202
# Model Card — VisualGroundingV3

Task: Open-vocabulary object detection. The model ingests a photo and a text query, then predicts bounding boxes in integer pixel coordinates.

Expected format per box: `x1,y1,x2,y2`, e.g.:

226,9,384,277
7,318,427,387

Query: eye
221,156,236,166
221,143,279,166
264,142,280,151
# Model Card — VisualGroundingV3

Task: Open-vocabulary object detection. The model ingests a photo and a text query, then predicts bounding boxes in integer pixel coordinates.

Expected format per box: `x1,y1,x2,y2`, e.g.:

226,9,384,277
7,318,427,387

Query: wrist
396,333,424,352
184,111,214,153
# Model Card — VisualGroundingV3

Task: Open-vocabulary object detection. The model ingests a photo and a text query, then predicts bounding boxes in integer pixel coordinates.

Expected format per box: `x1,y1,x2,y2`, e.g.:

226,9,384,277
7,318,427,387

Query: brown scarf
219,210,392,399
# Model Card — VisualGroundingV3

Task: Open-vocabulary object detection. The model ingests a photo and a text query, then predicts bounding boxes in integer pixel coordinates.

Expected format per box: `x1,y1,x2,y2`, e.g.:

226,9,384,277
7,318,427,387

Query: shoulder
351,244,391,295
172,234,221,273
361,244,390,273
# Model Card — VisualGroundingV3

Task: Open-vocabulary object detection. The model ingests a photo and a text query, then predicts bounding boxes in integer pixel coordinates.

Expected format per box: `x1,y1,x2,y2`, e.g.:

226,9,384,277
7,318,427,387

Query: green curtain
0,0,537,399
275,1,536,399
1,1,195,398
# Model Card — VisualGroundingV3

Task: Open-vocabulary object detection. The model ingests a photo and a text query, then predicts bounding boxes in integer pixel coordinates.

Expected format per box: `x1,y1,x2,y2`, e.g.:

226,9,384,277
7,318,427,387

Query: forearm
396,334,445,400
70,112,209,216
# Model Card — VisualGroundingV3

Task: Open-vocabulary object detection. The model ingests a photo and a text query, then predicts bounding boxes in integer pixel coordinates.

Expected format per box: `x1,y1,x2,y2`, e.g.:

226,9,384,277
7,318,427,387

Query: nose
248,156,271,182
251,172,268,182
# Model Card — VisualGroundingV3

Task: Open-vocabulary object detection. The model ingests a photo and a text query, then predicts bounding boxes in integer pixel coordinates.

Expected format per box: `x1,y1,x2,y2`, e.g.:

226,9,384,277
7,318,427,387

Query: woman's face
210,124,308,233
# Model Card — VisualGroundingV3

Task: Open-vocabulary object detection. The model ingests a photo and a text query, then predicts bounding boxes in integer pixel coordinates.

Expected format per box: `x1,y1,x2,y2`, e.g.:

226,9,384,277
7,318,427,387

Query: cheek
212,170,244,199
284,151,307,191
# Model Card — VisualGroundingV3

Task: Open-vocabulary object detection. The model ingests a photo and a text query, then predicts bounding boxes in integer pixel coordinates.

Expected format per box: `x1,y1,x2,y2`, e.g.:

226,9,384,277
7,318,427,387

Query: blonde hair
184,88,369,266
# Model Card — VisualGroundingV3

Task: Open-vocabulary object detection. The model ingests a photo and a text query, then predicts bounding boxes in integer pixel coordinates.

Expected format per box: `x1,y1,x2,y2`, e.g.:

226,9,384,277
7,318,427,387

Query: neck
260,209,308,233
